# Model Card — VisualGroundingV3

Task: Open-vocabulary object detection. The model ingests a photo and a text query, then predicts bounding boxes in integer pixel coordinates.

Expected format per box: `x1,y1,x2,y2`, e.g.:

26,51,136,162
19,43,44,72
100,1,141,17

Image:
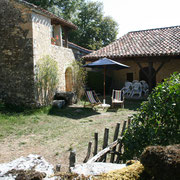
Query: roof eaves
17,0,77,30
84,52,180,60
68,42,93,53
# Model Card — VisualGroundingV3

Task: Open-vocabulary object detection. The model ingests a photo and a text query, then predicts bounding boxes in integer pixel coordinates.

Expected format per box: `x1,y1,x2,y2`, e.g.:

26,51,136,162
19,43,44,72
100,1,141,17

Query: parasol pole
103,66,106,104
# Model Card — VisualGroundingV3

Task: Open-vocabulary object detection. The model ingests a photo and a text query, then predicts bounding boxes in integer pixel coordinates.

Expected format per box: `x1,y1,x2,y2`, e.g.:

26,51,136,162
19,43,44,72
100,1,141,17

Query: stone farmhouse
0,0,91,106
84,26,180,91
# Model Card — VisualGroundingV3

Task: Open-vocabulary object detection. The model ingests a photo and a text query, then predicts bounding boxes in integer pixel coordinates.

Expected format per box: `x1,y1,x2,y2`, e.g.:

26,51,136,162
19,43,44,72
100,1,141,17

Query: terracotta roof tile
67,41,93,53
84,26,180,60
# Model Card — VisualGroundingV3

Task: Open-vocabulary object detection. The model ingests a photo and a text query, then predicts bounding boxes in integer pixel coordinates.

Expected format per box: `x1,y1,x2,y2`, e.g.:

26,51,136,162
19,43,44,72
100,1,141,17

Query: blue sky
97,0,180,38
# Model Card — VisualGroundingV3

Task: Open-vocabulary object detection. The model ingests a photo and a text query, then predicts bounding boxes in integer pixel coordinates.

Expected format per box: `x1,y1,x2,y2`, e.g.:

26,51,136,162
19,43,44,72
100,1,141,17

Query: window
51,24,61,46
51,25,55,38
51,25,57,45
127,73,133,82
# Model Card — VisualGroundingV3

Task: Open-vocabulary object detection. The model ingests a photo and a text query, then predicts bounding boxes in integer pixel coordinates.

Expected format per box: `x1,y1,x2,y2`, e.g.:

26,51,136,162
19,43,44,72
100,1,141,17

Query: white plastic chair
140,80,149,95
131,82,142,97
132,80,139,84
121,81,132,96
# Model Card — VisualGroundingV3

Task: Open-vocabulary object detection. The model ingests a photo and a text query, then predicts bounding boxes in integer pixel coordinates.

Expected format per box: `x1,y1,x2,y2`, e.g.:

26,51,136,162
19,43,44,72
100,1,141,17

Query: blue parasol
83,58,129,104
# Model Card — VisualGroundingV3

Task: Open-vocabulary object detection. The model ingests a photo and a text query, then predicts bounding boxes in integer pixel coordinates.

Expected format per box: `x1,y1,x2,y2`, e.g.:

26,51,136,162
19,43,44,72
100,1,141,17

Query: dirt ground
0,102,139,172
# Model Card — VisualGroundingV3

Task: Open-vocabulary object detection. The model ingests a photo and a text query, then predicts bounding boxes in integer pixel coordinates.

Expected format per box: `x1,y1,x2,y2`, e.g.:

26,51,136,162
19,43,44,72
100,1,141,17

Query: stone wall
156,58,180,82
51,45,75,92
112,58,180,89
0,0,76,106
32,12,76,93
0,0,35,106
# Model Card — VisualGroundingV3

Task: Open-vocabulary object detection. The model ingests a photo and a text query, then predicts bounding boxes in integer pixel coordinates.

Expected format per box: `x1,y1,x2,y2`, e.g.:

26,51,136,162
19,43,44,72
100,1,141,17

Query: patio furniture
131,82,142,97
140,80,149,95
111,90,124,108
83,58,129,105
84,90,102,108
121,81,132,96
132,80,139,84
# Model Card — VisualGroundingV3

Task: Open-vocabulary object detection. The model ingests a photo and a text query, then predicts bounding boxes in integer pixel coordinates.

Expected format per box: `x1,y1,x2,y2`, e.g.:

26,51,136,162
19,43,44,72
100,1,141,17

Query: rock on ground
140,144,180,180
71,162,126,176
0,154,56,180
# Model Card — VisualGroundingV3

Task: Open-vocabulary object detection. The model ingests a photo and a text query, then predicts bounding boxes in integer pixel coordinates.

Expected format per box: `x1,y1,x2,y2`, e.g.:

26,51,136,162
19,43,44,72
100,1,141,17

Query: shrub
123,72,180,160
72,60,87,100
35,56,59,106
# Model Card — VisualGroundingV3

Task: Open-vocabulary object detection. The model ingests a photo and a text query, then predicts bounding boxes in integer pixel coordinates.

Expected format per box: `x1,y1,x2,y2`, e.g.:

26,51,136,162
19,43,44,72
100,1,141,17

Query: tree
25,0,54,9
50,0,84,21
99,16,119,47
69,1,118,50
25,0,119,50
122,72,180,161
25,0,84,20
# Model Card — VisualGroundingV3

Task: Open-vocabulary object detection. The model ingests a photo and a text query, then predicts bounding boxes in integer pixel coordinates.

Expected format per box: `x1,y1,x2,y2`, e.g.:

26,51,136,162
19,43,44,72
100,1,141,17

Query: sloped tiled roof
68,41,93,54
84,26,180,60
17,0,77,30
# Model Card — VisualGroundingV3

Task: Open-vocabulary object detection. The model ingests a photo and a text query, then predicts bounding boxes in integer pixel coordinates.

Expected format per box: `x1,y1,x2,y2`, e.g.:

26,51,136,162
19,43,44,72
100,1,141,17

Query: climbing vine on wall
72,60,87,100
35,55,59,106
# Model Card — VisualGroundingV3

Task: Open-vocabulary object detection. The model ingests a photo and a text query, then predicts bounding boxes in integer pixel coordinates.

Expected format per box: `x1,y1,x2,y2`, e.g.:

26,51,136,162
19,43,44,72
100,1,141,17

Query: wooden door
65,68,73,92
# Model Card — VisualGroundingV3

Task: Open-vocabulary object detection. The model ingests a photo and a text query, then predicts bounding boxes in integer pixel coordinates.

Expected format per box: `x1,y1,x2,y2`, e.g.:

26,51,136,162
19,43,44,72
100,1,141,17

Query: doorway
65,67,73,92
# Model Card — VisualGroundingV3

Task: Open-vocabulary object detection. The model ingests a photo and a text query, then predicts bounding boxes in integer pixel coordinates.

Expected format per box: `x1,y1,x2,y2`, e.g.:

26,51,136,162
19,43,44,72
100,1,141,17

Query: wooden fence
69,115,133,170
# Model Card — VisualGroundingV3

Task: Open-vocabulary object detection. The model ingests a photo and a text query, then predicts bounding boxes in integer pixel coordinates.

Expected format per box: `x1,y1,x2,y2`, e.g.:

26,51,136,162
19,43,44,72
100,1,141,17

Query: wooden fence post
110,123,120,163
116,120,127,163
99,128,109,162
56,164,61,172
83,141,92,163
83,117,131,164
93,133,98,156
128,115,132,128
69,150,76,172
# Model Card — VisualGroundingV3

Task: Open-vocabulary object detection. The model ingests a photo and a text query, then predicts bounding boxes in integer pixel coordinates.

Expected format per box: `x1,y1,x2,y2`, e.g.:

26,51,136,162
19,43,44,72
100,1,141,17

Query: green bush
123,72,180,160
72,60,87,100
35,56,59,106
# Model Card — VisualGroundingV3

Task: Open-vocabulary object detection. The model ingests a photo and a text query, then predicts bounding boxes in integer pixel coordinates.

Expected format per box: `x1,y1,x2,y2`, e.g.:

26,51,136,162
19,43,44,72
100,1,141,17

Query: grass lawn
0,99,143,171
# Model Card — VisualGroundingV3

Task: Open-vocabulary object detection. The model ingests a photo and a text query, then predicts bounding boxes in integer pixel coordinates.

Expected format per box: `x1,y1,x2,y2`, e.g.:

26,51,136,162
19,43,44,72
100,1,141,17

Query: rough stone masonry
0,0,76,107
0,0,35,106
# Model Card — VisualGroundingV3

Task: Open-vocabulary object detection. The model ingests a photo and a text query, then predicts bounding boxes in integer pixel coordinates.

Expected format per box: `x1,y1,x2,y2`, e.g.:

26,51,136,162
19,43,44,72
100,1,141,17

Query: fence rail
69,115,133,170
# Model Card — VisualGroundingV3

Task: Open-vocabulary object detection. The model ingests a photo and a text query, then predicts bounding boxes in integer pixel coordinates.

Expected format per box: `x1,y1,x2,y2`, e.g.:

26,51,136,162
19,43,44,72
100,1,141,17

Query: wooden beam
63,27,69,48
148,61,153,92
136,62,149,79
87,139,121,163
152,61,166,79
